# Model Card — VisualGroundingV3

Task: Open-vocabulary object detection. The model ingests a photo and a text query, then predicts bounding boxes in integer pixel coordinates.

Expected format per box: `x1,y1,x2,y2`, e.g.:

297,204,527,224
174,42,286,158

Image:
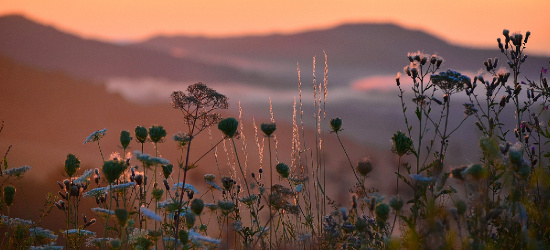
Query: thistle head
218,117,239,138
356,159,373,177
64,153,81,178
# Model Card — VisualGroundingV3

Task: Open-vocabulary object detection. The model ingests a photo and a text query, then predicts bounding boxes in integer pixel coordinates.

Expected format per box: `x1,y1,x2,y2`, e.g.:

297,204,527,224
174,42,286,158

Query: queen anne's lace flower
84,128,107,144
2,165,31,177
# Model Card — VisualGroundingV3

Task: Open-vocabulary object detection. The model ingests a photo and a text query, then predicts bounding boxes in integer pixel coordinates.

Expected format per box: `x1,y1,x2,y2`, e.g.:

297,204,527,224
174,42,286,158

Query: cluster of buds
483,57,499,72
56,179,88,201
497,30,530,69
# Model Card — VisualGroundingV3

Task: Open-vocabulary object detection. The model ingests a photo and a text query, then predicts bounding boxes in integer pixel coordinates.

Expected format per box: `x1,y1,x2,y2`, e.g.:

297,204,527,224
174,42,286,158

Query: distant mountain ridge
0,14,273,84
0,14,548,88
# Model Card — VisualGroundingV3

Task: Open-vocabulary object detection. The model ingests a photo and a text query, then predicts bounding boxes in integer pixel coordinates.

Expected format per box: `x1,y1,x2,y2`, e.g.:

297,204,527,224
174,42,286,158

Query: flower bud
102,160,126,183
162,164,173,179
375,203,390,222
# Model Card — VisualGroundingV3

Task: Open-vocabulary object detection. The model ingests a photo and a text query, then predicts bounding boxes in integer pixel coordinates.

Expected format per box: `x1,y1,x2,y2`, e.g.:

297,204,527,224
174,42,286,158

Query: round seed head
102,160,127,183
329,117,342,132
148,125,167,143
115,208,129,227
276,162,290,178
375,203,390,222
191,198,205,215
356,160,373,177
261,123,277,136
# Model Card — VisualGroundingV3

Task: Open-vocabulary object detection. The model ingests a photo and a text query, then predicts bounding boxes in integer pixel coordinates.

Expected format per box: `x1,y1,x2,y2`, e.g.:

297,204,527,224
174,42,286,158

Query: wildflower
83,187,108,198
218,117,239,138
29,227,58,241
29,245,64,250
375,203,390,222
152,187,164,201
0,215,34,226
392,131,413,157
430,69,470,95
62,229,96,236
410,174,434,183
2,165,31,177
134,151,170,166
162,164,173,179
120,130,132,149
102,160,127,183
135,126,148,143
355,217,367,232
140,206,162,221
276,162,290,178
171,83,228,128
173,182,199,194
91,207,115,216
64,153,80,177
3,185,15,206
149,125,167,143
261,123,277,136
188,229,222,245
185,212,196,228
295,184,304,193
389,196,404,211
111,182,136,192
85,237,115,248
239,194,259,206
217,200,235,212
83,128,107,144
329,117,342,132
464,164,487,180
173,132,191,148
115,209,129,227
463,103,478,116
356,159,373,177
73,169,93,185
190,198,205,215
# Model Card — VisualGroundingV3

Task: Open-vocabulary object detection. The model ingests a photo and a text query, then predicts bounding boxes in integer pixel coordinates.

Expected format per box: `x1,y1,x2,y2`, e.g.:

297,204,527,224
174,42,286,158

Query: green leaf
415,107,421,120
317,178,325,196
3,156,7,170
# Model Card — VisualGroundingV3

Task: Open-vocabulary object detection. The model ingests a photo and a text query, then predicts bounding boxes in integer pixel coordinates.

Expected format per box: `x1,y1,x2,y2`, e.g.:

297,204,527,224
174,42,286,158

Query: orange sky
1,0,550,55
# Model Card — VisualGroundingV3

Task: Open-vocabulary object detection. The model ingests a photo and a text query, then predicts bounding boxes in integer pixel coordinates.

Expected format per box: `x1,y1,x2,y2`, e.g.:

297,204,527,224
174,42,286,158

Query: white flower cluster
2,165,31,177
0,215,34,226
134,150,170,165
73,169,93,185
84,128,107,144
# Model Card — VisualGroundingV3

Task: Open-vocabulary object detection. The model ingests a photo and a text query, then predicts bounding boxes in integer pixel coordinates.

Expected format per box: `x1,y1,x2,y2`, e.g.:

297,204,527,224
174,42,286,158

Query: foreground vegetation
1,30,550,249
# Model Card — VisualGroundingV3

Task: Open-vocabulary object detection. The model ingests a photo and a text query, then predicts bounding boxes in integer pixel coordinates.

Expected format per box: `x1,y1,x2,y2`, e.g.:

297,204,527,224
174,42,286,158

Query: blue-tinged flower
83,187,108,198
410,174,435,183
2,165,31,177
188,229,222,245
134,151,169,166
173,182,199,194
84,128,107,144
140,206,162,221
62,229,96,236
73,169,94,185
91,207,115,216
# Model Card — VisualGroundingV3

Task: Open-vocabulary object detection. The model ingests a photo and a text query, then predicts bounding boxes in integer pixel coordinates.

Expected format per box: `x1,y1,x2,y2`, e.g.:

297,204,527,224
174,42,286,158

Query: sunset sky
1,0,550,55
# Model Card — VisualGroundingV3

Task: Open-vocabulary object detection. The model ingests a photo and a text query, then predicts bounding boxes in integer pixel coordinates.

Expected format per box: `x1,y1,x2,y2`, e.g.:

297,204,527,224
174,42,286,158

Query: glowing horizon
1,0,550,55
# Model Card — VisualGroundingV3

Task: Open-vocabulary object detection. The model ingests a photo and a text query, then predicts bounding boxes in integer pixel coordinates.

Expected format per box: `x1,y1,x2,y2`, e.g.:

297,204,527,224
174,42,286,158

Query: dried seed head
149,125,167,143
191,198,205,215
329,117,343,132
375,203,390,222
115,208,129,227
261,123,277,136
64,153,81,178
217,117,239,138
120,130,132,149
276,163,290,178
135,126,148,143
3,185,16,207
356,160,373,176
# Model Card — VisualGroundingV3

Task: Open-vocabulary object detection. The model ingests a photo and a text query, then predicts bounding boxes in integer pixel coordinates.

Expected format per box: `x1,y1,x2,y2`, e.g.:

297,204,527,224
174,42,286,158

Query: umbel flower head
149,125,167,143
171,82,228,129
102,160,127,183
135,126,148,143
218,117,239,138
430,69,471,95
261,123,277,136
64,153,81,178
356,159,373,176
84,128,107,144
2,165,31,178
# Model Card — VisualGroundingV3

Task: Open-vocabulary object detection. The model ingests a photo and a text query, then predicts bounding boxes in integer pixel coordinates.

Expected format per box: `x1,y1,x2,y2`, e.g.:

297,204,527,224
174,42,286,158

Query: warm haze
1,0,550,55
